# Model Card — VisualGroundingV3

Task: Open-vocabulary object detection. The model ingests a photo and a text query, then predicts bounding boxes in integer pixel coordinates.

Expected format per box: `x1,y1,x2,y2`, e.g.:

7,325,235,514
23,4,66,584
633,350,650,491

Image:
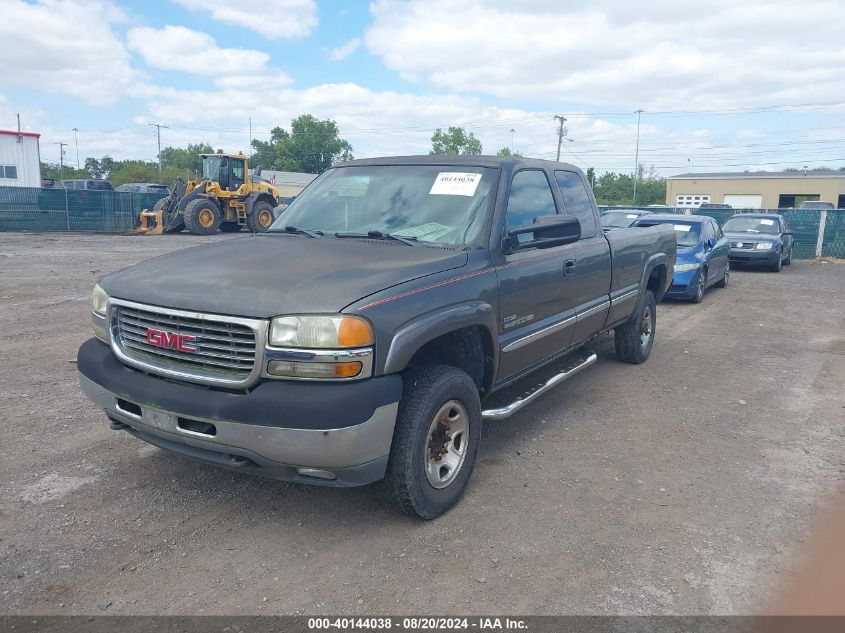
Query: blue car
600,208,652,230
633,214,730,303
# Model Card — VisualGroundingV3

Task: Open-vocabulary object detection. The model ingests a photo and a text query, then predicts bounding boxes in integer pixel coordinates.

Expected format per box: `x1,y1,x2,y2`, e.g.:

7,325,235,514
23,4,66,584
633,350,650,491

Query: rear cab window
554,170,597,238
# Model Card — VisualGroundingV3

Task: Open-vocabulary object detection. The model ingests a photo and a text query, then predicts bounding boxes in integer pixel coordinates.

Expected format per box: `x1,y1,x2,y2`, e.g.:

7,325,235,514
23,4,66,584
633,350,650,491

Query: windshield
270,165,496,245
637,220,701,247
723,216,779,234
202,156,223,181
601,211,640,228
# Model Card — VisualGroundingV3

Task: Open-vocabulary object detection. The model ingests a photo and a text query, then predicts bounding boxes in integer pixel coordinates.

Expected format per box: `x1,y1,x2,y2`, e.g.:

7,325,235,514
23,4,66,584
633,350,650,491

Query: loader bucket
131,209,165,235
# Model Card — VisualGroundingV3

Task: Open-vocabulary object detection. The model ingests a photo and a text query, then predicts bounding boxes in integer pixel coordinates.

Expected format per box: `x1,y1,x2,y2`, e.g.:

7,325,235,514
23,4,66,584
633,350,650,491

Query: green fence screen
598,206,844,260
0,186,167,232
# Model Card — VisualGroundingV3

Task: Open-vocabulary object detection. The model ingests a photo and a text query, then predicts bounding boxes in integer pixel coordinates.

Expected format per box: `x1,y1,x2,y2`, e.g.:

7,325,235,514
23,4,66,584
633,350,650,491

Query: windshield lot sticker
674,224,692,232
394,222,454,241
429,172,482,196
627,214,638,219
760,219,774,225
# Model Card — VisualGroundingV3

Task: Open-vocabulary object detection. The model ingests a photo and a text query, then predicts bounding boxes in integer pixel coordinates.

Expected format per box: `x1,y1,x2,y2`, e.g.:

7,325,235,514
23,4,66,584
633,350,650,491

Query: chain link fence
0,186,167,232
599,206,845,259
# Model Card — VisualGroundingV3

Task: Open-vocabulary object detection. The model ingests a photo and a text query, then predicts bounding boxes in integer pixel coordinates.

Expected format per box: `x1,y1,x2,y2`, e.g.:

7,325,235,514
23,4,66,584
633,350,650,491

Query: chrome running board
481,351,598,421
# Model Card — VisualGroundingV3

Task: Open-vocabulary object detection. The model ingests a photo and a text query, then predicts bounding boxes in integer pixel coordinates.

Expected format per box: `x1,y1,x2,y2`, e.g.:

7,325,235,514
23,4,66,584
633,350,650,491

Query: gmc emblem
145,327,197,353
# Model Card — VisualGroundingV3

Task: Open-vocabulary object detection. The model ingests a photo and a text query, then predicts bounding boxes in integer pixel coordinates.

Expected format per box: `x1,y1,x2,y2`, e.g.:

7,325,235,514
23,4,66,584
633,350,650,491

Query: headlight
756,242,774,250
269,315,374,349
674,263,700,272
92,284,109,316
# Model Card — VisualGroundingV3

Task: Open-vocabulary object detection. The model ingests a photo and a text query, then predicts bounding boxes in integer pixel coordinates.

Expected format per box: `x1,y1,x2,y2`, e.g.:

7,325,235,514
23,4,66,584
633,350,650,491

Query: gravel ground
0,232,843,615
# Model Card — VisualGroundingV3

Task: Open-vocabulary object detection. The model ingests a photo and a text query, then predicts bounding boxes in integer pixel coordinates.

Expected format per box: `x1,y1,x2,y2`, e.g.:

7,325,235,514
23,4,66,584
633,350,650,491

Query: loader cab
201,154,247,192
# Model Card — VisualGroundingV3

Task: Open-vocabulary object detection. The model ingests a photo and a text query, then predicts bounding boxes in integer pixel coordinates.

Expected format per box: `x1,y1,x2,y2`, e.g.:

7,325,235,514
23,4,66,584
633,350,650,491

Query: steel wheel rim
724,263,730,284
697,271,705,300
640,305,652,349
258,210,273,228
198,208,215,228
425,400,469,489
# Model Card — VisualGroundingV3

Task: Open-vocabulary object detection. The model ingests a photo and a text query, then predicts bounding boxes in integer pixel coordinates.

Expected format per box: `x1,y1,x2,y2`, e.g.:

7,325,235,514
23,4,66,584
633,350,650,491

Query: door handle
564,259,576,276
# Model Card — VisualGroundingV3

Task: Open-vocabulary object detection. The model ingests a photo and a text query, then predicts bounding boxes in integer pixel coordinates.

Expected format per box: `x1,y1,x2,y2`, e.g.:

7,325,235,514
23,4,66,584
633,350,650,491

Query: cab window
231,160,245,189
554,170,597,238
505,170,558,234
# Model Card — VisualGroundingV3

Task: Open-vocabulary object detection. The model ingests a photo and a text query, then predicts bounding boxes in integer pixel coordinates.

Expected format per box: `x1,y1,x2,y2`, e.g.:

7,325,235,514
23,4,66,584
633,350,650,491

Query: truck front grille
731,241,755,249
111,302,261,386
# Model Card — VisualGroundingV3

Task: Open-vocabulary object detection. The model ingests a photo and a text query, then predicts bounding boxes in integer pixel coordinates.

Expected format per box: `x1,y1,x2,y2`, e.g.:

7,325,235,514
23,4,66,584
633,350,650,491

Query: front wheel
770,250,783,272
247,200,275,233
380,364,482,519
691,268,706,303
183,198,221,235
614,290,656,364
783,246,792,265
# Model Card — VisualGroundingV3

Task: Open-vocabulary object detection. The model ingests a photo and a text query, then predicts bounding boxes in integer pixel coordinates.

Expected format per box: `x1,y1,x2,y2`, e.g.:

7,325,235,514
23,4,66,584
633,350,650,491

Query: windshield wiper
335,230,420,246
283,225,323,238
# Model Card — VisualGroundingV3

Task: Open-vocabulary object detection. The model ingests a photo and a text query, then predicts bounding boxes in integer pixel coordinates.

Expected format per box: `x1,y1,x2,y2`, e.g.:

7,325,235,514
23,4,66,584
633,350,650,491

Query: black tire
379,364,482,519
770,250,783,272
783,246,792,265
183,198,221,235
715,262,729,288
220,222,242,233
614,290,656,364
247,200,275,233
691,268,706,303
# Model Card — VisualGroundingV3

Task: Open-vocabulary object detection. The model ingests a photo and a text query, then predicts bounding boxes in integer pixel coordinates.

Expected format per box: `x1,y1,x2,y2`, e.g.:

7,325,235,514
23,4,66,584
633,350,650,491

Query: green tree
84,156,115,179
159,143,215,175
586,167,596,188
430,127,482,155
591,165,666,206
496,147,522,157
40,162,87,180
251,115,353,174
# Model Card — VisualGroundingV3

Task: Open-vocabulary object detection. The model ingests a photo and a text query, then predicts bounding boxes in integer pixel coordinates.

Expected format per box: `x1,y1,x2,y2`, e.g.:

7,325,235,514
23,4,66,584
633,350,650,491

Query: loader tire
184,199,221,235
247,200,275,233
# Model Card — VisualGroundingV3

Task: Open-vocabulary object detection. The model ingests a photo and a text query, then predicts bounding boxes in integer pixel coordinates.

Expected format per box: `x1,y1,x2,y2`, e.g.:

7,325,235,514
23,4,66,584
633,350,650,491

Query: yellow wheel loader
137,152,281,235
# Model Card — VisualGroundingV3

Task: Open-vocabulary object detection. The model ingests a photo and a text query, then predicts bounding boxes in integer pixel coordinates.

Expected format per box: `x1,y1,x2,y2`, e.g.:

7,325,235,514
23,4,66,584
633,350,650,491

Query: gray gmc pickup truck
78,156,676,518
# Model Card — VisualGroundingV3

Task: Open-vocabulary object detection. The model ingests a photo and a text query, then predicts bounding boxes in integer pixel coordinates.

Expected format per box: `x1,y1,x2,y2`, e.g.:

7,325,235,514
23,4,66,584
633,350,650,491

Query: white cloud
0,0,135,106
364,0,845,109
328,38,362,61
173,0,317,39
126,25,291,86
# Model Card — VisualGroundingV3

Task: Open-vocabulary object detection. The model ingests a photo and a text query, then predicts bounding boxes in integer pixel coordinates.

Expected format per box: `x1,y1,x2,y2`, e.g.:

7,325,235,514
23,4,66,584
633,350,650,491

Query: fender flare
246,192,277,215
637,253,670,308
382,302,499,387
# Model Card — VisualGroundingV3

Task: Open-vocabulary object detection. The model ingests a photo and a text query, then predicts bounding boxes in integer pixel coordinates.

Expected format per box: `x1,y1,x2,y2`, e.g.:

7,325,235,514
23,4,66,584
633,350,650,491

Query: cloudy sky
1,0,844,175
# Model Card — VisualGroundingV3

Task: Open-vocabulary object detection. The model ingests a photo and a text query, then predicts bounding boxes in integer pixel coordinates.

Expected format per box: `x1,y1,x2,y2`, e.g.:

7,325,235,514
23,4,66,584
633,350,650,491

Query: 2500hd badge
78,156,676,519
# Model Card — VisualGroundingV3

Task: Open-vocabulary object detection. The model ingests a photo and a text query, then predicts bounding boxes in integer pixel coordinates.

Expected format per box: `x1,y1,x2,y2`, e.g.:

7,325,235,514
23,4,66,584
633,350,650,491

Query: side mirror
506,215,581,251
706,236,717,249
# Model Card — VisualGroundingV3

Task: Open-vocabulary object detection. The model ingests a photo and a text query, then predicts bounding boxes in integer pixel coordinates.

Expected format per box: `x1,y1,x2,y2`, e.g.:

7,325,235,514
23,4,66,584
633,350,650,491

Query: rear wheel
183,198,221,235
614,290,656,364
247,200,275,233
783,246,792,265
380,364,482,519
715,262,729,288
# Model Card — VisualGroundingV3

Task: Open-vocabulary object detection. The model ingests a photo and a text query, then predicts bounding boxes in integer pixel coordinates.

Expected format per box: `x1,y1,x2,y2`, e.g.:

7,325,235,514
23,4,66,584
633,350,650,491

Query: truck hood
723,231,780,244
100,234,468,318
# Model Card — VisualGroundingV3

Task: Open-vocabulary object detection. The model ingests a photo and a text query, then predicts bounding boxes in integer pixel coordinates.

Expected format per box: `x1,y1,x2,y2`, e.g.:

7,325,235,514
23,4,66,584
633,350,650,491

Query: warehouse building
666,170,845,209
0,129,41,187
251,169,317,198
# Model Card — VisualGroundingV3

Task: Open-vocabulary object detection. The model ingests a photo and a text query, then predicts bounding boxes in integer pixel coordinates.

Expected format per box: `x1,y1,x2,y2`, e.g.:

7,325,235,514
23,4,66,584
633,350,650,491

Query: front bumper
78,339,402,487
664,267,699,299
729,248,778,265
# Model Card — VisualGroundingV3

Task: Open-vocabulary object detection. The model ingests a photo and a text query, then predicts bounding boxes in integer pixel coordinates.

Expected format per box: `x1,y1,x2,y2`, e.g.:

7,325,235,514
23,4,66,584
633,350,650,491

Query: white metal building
0,129,42,187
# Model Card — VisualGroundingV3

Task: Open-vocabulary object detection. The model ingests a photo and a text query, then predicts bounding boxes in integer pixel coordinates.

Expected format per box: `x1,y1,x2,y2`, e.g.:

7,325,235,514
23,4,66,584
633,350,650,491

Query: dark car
698,203,732,210
633,214,729,302
722,213,793,272
58,179,114,191
600,208,652,230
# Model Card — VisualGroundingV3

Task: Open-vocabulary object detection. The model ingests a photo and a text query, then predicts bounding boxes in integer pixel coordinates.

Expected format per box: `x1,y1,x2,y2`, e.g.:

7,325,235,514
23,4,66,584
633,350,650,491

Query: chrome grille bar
108,299,266,388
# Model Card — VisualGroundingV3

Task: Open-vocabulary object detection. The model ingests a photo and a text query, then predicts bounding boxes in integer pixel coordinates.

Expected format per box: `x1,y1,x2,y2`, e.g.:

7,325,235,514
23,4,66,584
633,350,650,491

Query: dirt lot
1,232,843,615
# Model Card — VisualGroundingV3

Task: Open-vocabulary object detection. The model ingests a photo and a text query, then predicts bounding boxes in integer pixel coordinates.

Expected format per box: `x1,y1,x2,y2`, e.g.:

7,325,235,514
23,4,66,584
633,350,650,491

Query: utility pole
149,122,168,171
248,116,253,158
510,128,515,154
554,115,567,161
71,128,80,169
54,142,68,179
632,108,644,204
